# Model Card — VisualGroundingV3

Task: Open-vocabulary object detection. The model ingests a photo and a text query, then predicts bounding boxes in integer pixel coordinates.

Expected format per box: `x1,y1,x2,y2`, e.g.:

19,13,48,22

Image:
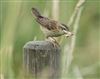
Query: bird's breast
41,26,65,37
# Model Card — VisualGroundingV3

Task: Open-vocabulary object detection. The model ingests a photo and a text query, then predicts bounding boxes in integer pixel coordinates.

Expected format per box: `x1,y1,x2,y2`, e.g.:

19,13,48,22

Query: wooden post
23,41,61,79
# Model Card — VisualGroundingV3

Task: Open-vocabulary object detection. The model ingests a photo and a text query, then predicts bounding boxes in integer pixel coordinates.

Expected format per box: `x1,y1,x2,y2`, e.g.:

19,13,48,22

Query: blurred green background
0,0,100,79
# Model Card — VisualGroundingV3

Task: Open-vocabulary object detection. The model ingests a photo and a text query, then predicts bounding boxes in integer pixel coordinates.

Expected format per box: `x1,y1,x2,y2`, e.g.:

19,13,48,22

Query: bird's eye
62,27,67,30
61,24,69,31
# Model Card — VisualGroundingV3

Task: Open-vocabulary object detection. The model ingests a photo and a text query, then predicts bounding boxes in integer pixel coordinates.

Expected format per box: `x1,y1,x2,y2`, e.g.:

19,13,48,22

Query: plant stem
62,0,86,77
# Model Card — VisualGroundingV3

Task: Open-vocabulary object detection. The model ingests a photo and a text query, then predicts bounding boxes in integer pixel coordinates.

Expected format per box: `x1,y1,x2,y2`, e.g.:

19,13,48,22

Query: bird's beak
65,31,73,37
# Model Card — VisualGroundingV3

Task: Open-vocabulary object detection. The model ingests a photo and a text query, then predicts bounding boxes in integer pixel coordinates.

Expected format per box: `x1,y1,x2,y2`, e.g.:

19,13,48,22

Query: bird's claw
45,37,60,47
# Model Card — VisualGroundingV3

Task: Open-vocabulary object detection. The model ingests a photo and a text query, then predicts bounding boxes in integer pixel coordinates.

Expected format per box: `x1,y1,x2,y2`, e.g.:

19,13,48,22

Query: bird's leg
45,37,60,47
50,37,60,47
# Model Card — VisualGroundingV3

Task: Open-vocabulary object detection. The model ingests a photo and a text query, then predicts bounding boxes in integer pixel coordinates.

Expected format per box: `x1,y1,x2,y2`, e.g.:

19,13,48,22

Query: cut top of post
24,41,60,51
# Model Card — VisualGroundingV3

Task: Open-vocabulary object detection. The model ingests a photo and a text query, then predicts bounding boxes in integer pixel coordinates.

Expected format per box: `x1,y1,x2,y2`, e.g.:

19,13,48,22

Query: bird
31,7,73,46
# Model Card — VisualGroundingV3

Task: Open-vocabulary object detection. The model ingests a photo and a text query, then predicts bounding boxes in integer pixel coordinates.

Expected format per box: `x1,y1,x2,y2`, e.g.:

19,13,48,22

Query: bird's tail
32,8,41,18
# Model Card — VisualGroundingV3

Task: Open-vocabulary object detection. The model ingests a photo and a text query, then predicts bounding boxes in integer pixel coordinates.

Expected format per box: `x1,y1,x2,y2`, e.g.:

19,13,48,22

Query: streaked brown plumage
32,7,73,43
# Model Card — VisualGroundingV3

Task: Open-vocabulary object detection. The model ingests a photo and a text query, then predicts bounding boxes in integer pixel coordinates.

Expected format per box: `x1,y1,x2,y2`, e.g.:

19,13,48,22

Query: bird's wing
47,20,59,31
36,17,59,31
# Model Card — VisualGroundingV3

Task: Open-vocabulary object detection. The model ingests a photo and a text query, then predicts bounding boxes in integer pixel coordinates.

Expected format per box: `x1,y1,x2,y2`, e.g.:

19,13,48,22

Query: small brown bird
32,8,73,45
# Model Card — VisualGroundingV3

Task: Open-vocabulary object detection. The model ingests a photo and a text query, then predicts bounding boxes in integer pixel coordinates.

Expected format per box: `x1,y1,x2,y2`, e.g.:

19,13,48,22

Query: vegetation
0,0,99,79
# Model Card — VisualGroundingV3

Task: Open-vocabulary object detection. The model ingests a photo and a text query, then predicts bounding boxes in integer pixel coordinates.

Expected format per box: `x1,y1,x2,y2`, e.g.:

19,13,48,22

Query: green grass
0,0,100,79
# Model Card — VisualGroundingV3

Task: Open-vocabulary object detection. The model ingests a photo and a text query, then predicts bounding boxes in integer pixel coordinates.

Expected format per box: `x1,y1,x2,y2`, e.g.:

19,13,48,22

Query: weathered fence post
23,41,61,79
